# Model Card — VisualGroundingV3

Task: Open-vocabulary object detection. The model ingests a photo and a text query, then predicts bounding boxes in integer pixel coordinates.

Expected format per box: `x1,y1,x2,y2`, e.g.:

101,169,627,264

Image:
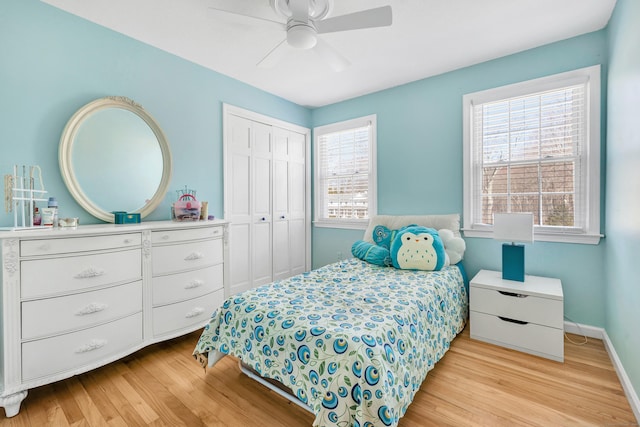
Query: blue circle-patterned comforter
193,258,468,427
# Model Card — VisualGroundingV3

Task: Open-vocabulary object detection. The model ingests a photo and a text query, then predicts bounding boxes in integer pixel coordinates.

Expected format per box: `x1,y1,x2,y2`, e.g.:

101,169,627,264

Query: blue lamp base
502,243,525,282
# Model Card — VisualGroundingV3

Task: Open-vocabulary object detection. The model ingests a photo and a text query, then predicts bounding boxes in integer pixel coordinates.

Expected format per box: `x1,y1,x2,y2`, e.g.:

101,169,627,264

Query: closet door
288,130,307,276
224,104,310,297
272,127,307,280
272,127,291,281
251,122,273,287
226,115,252,296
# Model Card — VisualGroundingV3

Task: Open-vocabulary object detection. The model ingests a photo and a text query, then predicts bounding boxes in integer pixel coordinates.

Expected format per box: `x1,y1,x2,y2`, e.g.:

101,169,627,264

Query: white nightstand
470,269,564,362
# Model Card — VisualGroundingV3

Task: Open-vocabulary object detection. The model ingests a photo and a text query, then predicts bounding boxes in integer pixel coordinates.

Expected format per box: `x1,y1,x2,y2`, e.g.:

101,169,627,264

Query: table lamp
493,212,534,282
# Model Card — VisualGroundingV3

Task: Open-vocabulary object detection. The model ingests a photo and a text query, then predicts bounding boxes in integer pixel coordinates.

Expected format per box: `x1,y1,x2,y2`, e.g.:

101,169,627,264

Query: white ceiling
42,0,616,108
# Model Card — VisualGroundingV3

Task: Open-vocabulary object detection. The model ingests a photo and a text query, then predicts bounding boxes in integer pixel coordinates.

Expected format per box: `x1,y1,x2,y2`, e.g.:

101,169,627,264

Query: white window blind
463,65,601,244
314,115,377,229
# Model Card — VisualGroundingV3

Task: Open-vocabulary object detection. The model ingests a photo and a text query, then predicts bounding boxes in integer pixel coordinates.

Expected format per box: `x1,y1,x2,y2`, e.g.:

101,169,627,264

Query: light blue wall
311,31,609,328
3,0,637,405
605,0,640,404
0,0,310,227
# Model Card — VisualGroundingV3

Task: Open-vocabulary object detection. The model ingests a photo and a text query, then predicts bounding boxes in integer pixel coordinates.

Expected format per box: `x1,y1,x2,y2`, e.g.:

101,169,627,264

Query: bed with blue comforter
193,258,468,427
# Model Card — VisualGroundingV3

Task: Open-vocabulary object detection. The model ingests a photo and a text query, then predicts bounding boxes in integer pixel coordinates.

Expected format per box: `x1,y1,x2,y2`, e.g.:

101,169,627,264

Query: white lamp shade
493,213,534,243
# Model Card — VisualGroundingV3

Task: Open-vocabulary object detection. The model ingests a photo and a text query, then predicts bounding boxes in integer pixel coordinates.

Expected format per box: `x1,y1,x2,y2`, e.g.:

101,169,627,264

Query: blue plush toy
351,240,392,266
372,225,397,250
390,225,446,271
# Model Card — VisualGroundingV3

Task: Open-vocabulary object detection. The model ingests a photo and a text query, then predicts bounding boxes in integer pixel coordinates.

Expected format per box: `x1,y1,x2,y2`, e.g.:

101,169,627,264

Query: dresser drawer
152,239,223,276
21,249,142,299
153,264,223,306
470,286,563,329
21,233,141,257
153,289,224,337
470,311,563,361
22,312,143,381
22,281,143,340
151,226,223,245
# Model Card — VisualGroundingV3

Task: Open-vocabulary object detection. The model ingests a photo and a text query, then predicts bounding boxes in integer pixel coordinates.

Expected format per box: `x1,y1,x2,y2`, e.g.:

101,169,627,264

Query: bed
193,215,469,427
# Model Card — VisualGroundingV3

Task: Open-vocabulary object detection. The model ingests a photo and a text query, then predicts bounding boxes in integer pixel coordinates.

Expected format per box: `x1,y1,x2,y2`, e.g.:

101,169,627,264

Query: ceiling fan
208,0,392,71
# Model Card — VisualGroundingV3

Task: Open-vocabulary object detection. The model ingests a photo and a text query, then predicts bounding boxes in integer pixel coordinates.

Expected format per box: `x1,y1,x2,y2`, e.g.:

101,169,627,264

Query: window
463,65,601,244
314,115,377,229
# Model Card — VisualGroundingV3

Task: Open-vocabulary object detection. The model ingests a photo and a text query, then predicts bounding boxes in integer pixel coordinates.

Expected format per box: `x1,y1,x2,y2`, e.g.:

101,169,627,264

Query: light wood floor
1,325,636,426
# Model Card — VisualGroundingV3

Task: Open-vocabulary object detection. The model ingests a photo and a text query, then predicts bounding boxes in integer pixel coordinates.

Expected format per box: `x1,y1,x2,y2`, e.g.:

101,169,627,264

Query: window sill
313,220,369,230
462,228,603,245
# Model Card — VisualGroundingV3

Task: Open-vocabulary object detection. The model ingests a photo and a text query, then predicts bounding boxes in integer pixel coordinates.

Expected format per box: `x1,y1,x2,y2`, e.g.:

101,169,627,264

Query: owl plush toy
390,225,446,271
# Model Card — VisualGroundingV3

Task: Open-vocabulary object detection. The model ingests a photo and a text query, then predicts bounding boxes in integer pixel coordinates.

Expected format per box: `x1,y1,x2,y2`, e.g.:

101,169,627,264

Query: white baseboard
564,321,640,423
563,321,604,339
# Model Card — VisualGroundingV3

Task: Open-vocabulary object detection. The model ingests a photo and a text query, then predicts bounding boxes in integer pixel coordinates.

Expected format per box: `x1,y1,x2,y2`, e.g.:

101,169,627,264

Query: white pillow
362,214,465,264
438,228,466,265
362,214,461,242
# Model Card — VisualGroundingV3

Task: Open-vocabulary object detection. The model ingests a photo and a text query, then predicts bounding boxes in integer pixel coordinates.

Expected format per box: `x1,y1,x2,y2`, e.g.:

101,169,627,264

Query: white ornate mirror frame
59,96,172,222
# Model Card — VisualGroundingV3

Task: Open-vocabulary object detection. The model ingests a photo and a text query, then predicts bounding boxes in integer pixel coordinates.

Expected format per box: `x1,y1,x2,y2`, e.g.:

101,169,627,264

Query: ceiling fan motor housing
287,22,317,48
271,0,332,20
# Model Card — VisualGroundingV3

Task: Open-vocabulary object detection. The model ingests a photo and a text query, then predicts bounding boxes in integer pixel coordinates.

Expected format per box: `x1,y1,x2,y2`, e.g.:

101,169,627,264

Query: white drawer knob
75,339,107,353
184,280,204,289
161,234,170,240
185,307,204,318
74,267,105,279
75,302,108,316
184,252,204,261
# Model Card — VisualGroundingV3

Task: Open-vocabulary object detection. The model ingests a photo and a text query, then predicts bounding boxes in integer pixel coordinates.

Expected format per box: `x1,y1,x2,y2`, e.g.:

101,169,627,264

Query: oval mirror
59,96,172,222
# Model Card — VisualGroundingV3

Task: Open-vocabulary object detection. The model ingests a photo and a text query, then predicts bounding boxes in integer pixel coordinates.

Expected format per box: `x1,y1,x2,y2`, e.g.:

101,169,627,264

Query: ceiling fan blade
313,38,350,72
207,7,283,28
257,39,290,68
316,5,392,34
289,0,309,22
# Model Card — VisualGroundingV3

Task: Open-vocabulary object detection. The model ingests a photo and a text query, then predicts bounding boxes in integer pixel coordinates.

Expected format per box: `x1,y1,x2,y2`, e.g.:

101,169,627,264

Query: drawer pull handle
74,267,105,279
185,252,204,261
75,339,107,353
185,280,204,289
185,307,205,318
38,243,51,251
498,316,528,325
161,235,170,240
498,291,528,298
124,238,132,244
76,302,108,316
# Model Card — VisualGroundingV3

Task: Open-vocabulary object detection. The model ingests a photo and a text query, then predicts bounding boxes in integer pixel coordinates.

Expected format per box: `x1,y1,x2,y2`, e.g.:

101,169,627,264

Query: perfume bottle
33,207,41,226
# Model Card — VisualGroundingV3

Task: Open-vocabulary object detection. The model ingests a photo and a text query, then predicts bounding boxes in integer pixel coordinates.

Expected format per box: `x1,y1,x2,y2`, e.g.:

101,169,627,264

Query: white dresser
0,220,228,417
470,269,564,362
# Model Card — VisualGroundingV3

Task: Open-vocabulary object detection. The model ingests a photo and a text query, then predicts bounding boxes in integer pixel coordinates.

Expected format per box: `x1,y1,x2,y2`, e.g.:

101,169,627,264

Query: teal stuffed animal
351,240,392,266
390,225,446,271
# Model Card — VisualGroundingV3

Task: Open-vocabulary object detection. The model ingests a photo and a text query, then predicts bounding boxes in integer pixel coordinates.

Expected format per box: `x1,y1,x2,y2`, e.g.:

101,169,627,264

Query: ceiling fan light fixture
287,24,317,49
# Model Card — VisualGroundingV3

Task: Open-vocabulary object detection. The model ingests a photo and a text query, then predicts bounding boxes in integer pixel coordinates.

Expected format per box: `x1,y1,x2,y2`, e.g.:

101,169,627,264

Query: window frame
462,65,602,244
313,114,377,230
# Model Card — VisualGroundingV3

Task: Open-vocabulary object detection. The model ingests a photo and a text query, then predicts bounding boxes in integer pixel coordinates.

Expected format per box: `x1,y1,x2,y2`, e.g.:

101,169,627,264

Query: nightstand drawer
470,286,563,329
470,311,563,361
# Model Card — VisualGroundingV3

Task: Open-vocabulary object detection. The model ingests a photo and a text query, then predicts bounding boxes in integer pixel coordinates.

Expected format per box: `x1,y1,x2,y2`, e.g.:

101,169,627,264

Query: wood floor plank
1,325,636,426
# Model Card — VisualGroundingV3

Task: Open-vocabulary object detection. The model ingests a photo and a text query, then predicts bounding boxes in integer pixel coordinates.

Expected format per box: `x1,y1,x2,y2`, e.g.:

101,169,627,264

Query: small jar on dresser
469,269,564,362
0,220,228,418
